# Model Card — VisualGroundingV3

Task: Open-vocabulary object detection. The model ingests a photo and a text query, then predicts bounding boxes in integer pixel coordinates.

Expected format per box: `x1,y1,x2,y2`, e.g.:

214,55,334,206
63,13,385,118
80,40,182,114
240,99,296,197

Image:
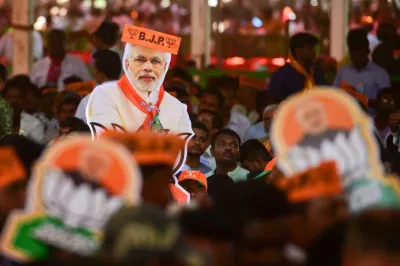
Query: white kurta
86,81,193,136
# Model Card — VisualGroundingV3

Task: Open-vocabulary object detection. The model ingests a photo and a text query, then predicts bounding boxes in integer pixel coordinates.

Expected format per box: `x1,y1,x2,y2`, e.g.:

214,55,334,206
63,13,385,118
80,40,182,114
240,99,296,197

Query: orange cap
121,24,181,55
276,161,342,203
102,131,184,167
170,183,189,204
178,170,208,191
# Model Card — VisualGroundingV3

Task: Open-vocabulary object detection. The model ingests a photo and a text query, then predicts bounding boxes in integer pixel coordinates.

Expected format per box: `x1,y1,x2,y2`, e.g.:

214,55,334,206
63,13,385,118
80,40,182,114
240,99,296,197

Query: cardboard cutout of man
86,25,193,138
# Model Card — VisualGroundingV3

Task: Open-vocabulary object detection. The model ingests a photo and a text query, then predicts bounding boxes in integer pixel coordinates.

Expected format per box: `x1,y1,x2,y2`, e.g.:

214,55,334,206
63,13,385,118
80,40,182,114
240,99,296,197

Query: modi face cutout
270,88,383,184
123,44,171,93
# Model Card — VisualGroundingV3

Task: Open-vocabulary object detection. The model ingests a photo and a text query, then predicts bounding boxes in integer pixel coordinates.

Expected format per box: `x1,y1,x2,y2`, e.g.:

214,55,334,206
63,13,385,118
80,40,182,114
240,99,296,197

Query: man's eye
136,58,146,63
151,58,162,65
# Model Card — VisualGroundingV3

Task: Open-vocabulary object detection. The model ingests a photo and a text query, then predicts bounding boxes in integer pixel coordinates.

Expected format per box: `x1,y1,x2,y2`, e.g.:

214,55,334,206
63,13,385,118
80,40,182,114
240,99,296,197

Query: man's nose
142,60,153,72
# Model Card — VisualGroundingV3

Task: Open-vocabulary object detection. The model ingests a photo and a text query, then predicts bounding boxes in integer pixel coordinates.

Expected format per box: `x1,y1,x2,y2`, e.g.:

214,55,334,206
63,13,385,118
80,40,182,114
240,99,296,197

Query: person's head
47,29,66,59
165,80,190,106
188,121,209,157
56,93,81,122
240,139,272,172
24,83,41,114
140,164,173,208
59,117,91,137
40,87,58,119
377,22,397,43
288,195,348,249
377,88,397,115
347,29,370,69
290,33,319,65
91,19,119,50
0,136,45,229
263,104,278,133
123,44,171,92
210,76,239,108
92,50,122,84
211,129,241,166
63,76,83,87
178,170,207,199
296,100,328,136
197,110,224,140
2,75,30,112
0,64,8,92
306,221,347,266
343,210,400,266
198,89,225,114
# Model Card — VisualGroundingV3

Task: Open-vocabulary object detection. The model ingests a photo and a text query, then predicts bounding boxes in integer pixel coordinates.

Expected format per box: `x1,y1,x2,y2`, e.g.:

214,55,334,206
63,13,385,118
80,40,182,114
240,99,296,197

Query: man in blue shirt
265,33,328,103
334,29,391,110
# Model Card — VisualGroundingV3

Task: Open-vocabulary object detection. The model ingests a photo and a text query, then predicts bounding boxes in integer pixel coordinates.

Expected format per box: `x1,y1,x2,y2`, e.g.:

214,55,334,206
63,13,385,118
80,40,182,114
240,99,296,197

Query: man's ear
125,59,129,70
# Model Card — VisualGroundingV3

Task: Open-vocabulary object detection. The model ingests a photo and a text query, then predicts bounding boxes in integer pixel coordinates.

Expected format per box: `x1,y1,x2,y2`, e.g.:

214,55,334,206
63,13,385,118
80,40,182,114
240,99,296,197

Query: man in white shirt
86,25,193,138
2,77,45,143
244,104,278,141
75,50,121,123
30,30,92,91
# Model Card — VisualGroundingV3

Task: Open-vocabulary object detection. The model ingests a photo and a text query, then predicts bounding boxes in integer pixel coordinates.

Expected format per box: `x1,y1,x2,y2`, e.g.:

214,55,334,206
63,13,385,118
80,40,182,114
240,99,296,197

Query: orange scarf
117,75,165,129
289,56,315,90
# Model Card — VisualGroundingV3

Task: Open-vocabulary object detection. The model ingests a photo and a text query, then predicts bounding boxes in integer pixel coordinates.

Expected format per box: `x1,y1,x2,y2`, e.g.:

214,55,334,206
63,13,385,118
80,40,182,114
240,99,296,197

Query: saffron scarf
288,56,315,90
117,75,165,130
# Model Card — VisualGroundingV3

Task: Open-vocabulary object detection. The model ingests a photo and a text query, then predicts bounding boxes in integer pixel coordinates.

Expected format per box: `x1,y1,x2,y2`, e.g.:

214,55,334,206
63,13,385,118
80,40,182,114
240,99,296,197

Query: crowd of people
0,6,400,266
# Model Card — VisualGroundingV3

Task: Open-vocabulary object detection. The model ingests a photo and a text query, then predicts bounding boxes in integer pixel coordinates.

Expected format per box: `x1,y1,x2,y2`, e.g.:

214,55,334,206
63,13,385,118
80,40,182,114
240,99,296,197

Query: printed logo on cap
0,136,142,262
121,25,181,55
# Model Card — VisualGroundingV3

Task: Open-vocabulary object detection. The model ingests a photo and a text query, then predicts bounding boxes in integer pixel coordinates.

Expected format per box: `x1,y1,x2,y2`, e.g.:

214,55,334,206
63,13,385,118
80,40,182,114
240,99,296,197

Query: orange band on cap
66,81,95,97
121,24,181,55
0,147,26,189
277,161,342,203
178,170,208,191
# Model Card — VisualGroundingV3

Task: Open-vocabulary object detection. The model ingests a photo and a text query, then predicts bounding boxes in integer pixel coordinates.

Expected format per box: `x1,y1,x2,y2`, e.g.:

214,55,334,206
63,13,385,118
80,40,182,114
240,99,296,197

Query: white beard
125,69,166,93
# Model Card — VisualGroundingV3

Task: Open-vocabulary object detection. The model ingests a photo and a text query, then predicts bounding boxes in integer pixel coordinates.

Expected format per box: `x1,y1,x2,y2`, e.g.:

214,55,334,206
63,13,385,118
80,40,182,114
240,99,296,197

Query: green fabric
254,170,271,180
347,178,400,213
6,213,100,261
0,97,13,138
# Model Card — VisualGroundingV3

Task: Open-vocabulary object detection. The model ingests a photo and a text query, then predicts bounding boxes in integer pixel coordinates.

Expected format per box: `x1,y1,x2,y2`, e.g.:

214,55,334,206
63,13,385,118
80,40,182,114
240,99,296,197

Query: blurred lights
252,17,263,28
50,6,59,16
282,6,296,22
34,16,46,31
59,8,67,16
271,57,286,67
160,0,171,8
311,0,318,7
226,57,245,66
221,0,232,3
208,0,218,7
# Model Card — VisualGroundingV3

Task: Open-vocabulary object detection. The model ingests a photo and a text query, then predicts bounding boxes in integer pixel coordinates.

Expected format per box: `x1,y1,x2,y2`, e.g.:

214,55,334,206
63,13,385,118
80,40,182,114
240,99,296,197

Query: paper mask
271,88,383,186
0,136,142,262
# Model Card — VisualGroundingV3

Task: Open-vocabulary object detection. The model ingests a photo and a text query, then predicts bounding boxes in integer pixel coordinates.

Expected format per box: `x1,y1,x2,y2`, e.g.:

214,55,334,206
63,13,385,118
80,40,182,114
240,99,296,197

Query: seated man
178,170,207,200
207,128,249,182
183,120,211,174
